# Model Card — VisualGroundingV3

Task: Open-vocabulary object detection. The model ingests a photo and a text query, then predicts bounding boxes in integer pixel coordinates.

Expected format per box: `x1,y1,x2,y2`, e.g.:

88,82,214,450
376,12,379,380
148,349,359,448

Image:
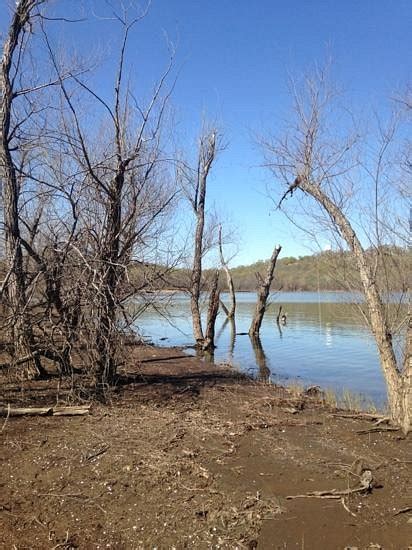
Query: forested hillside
127,247,410,293
227,248,411,292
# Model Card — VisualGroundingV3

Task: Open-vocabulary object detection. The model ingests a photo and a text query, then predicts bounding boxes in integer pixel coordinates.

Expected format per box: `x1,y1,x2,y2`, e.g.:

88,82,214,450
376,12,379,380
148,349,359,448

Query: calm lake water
133,291,392,406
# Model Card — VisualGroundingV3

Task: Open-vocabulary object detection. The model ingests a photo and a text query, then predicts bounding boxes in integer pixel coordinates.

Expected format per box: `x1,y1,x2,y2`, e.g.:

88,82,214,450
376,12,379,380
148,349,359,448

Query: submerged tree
182,126,222,350
249,245,281,337
262,68,411,434
218,224,236,319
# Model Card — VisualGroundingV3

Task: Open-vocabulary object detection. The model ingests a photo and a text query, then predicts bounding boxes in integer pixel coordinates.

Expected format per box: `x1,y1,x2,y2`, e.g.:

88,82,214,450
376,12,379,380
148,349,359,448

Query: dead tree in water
218,225,236,319
185,127,221,348
249,245,281,337
203,270,220,351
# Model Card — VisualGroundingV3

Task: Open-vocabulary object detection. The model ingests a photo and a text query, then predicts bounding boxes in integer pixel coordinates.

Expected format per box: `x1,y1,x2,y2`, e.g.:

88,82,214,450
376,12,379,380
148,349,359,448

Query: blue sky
2,0,411,265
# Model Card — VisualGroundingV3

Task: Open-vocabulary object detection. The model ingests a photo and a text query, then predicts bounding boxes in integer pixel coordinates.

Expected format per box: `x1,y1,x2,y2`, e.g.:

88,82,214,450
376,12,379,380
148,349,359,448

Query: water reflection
133,292,389,404
250,335,271,383
216,318,236,357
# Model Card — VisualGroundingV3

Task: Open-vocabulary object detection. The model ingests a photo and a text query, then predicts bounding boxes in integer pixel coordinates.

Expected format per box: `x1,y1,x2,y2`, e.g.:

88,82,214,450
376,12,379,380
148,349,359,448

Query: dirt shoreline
1,345,411,549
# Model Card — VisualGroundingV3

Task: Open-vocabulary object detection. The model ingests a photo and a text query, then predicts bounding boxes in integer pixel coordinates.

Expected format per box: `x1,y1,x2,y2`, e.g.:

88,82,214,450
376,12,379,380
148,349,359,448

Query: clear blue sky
2,0,411,265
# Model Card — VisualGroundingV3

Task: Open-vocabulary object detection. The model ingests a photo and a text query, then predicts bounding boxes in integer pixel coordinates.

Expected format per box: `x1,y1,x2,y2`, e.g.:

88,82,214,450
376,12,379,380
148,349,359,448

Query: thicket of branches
0,1,185,393
0,1,229,394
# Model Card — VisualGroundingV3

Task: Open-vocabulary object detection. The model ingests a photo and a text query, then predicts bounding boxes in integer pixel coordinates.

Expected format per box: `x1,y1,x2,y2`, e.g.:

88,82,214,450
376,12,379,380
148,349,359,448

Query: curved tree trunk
296,175,411,434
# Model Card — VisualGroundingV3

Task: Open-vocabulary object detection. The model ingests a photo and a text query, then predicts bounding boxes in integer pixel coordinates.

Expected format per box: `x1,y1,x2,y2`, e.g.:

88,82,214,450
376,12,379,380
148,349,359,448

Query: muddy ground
1,346,411,549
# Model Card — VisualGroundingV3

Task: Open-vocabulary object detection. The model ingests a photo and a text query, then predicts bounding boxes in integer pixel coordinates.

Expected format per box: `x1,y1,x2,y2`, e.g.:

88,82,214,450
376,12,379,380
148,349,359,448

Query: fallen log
0,405,91,417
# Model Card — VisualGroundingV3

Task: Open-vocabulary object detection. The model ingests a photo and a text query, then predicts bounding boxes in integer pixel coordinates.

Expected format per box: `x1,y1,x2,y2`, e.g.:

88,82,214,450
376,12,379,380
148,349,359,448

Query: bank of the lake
1,345,411,549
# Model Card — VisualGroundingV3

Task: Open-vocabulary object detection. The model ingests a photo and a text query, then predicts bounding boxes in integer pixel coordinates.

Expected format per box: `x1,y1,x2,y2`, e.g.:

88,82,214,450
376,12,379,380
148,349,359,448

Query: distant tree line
129,247,411,293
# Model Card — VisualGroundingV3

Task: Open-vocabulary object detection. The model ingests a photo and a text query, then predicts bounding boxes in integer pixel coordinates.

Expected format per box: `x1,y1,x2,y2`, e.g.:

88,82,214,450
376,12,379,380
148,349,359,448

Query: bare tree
261,68,411,434
218,224,236,319
37,5,178,391
183,126,222,349
0,0,48,377
249,245,281,337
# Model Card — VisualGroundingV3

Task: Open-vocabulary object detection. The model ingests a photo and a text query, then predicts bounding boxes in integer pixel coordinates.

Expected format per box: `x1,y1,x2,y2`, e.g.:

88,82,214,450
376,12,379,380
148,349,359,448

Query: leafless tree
261,67,411,434
249,245,282,337
182,126,222,350
41,7,178,390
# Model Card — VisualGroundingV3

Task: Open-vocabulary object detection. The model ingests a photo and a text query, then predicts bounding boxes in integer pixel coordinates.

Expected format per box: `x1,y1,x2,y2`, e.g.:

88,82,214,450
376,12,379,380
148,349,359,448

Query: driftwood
331,412,400,433
286,469,375,500
331,412,389,421
393,506,412,516
0,405,91,417
357,426,399,434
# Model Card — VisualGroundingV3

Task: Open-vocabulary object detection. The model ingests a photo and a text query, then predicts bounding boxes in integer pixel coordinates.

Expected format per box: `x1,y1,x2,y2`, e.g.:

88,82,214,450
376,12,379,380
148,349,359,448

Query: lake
133,291,393,407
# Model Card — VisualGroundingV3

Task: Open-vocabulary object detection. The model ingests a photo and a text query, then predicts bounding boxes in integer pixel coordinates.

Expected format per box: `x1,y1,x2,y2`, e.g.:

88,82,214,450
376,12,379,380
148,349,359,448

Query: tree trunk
298,176,410,434
189,129,218,346
190,204,205,343
218,225,236,318
0,0,46,378
95,170,124,389
249,245,282,337
396,311,411,434
190,166,208,344
202,270,220,351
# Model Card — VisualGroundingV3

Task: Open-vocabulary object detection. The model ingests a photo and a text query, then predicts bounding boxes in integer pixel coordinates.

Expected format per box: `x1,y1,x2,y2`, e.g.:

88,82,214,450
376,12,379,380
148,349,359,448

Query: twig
0,351,40,370
373,417,391,427
1,404,10,432
341,497,356,517
286,470,374,500
357,426,399,434
37,493,88,499
286,491,341,500
50,530,70,549
393,506,412,516
331,412,388,421
85,445,110,461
